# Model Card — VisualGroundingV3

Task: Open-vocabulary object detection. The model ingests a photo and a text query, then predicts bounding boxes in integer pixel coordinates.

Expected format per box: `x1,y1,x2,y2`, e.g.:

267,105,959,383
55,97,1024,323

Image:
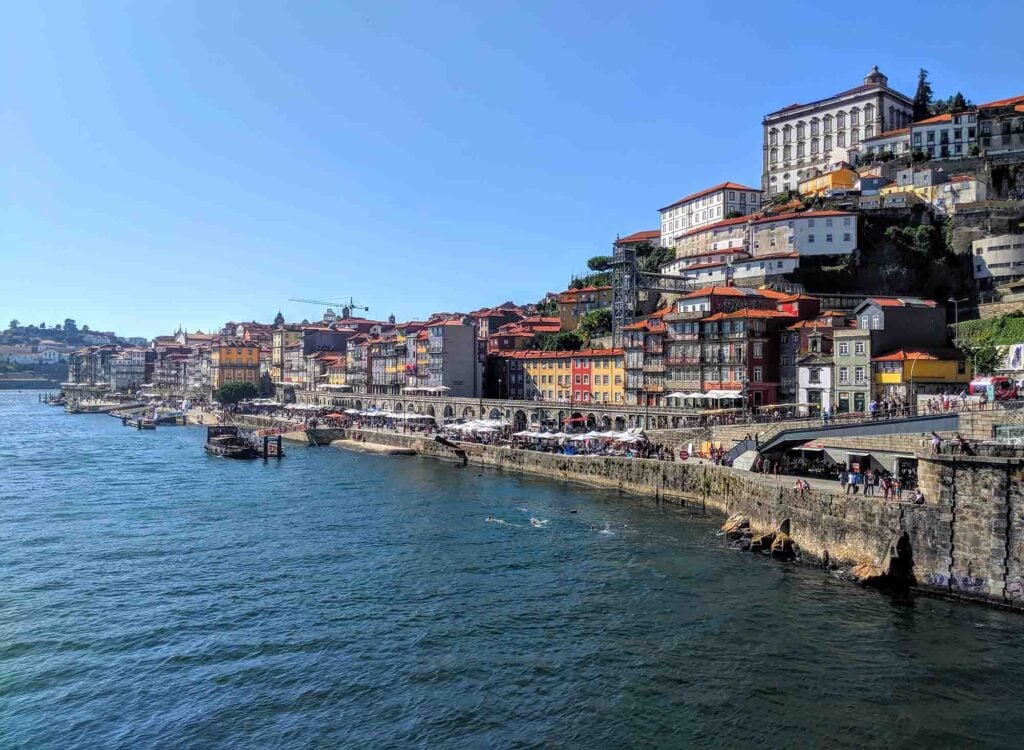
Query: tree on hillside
81,324,90,332
932,92,972,115
912,69,933,121
8,320,19,330
537,331,582,352
640,245,674,274
578,308,612,340
726,210,743,219
214,381,259,405
63,318,77,333
587,255,613,272
962,342,1002,376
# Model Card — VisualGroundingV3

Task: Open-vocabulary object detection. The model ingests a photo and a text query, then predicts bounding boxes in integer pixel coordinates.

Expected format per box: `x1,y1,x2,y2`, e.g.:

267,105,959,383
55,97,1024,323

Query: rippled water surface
4,392,1024,748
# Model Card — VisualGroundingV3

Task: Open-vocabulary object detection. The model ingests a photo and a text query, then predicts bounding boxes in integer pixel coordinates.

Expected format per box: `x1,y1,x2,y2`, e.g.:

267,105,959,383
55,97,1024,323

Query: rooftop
660,182,760,212
615,229,661,244
872,348,963,362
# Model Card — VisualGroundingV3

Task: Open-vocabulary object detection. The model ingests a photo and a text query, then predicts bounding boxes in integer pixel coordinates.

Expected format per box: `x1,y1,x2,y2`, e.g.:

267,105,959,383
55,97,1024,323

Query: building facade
762,66,913,197
973,234,1024,288
659,182,761,249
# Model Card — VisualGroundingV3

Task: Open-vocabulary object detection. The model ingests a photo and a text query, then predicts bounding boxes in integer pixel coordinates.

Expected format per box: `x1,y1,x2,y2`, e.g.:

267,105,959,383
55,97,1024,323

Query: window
770,130,778,145
838,343,849,355
855,342,865,355
753,366,763,381
824,134,832,150
837,132,845,147
826,234,833,242
843,233,851,242
808,234,815,243
583,374,589,384
809,368,821,384
855,366,865,383
839,367,849,384
753,342,763,357
574,374,581,384
871,314,880,328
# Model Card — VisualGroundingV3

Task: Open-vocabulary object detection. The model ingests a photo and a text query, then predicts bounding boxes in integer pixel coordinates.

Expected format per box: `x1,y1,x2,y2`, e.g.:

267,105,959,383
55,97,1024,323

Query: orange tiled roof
978,94,1024,109
751,210,855,225
615,229,661,244
872,348,962,362
660,182,760,211
912,113,953,126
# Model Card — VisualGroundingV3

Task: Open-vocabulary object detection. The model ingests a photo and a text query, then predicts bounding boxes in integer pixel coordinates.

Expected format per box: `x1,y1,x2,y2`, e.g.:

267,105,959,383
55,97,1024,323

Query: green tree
81,324,90,332
913,68,933,121
214,381,259,405
639,245,674,273
963,342,1002,376
578,308,612,340
587,255,613,272
725,210,743,219
8,319,19,330
536,331,583,352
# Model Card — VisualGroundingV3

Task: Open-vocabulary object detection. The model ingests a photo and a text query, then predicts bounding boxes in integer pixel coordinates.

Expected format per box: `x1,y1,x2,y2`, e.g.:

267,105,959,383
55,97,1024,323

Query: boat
204,426,260,459
137,417,156,430
155,410,186,425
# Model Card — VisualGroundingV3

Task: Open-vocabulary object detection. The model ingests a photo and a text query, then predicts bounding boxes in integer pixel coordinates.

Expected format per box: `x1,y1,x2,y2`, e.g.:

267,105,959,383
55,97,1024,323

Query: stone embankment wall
917,454,1024,605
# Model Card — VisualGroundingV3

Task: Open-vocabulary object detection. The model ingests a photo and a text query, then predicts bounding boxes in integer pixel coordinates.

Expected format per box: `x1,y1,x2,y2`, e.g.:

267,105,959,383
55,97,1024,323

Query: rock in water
770,532,797,561
750,531,776,554
721,514,750,540
850,563,887,585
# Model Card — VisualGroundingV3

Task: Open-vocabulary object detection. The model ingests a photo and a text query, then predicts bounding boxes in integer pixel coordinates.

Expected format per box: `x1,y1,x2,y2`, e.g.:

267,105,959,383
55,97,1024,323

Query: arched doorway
462,406,475,419
489,407,501,419
514,410,528,431
355,399,363,410
614,416,625,431
443,405,454,419
586,413,596,428
600,415,611,429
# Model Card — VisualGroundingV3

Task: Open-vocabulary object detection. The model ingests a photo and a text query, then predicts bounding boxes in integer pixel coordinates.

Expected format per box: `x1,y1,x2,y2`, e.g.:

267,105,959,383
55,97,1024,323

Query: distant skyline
4,2,1023,338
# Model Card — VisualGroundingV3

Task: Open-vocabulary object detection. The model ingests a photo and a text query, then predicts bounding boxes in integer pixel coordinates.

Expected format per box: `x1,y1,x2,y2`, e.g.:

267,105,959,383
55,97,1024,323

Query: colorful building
872,349,970,399
211,338,261,391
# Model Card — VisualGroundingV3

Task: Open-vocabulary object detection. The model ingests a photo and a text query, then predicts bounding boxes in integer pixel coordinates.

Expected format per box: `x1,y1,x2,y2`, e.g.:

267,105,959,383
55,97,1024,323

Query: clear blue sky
3,2,1022,338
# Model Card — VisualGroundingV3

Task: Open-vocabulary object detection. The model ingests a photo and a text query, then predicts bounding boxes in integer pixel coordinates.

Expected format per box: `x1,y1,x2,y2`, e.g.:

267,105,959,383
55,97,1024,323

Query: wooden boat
204,426,259,459
137,417,156,430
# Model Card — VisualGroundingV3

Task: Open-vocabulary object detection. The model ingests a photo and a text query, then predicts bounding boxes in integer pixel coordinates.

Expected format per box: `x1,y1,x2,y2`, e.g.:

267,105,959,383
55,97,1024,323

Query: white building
664,252,799,286
659,182,761,249
751,211,857,257
762,66,913,197
910,110,978,160
856,127,911,160
973,234,1024,286
797,353,834,412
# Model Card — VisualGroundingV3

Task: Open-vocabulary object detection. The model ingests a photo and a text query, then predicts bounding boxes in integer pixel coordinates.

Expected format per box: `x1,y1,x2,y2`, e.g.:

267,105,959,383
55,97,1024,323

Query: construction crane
289,297,369,320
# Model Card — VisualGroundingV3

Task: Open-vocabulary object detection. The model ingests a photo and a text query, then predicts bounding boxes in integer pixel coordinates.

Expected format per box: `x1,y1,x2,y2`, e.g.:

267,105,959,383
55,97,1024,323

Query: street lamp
948,297,968,347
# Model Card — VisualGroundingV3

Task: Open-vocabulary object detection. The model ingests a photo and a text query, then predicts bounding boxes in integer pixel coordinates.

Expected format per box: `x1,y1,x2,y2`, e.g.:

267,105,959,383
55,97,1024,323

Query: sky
3,1,1023,338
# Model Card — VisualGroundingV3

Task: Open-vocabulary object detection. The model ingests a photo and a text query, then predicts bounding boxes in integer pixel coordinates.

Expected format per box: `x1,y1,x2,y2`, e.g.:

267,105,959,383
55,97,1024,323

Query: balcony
642,363,666,373
664,310,705,322
665,378,701,389
664,356,701,366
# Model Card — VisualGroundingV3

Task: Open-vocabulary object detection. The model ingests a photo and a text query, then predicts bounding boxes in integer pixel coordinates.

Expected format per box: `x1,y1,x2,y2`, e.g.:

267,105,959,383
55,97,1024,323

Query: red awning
563,416,588,423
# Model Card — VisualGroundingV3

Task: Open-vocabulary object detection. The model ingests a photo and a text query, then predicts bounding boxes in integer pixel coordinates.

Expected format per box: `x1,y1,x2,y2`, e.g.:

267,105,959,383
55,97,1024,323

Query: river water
3,391,1024,748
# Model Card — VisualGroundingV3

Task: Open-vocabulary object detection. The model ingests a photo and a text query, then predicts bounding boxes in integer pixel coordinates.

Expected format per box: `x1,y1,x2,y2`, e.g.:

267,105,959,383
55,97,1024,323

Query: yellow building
515,348,625,404
872,349,971,398
798,165,858,197
211,338,261,390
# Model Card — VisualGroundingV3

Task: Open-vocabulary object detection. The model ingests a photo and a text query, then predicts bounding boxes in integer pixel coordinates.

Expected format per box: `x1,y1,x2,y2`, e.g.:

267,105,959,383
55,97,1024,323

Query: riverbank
305,425,1024,611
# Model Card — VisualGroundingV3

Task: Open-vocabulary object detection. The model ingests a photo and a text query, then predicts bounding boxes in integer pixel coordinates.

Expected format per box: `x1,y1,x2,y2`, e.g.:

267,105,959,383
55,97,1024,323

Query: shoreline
301,425,1024,613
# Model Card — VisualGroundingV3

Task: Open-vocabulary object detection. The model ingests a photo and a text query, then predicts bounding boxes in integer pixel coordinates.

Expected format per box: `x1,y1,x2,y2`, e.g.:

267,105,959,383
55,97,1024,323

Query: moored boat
204,426,259,459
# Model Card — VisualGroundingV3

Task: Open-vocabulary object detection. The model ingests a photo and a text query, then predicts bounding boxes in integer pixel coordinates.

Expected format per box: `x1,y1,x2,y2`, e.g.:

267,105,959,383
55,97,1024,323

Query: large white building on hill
761,67,913,198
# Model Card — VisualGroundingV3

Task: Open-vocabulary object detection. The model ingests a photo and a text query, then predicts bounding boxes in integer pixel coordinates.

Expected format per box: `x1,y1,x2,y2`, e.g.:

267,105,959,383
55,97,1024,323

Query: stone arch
600,415,611,429
443,405,454,419
354,399,363,410
488,407,502,419
425,405,436,417
614,416,626,431
407,402,418,414
530,412,540,424
514,410,528,430
586,412,596,428
462,406,475,419
394,403,404,414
